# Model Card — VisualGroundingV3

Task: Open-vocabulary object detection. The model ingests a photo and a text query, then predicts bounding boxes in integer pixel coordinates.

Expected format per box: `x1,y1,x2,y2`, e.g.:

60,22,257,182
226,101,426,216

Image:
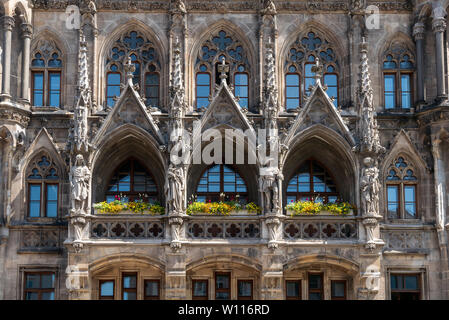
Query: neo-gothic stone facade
0,0,449,300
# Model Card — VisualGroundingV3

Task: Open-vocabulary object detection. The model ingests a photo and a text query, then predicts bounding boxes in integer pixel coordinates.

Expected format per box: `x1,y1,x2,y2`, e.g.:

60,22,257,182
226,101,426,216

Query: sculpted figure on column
165,164,185,214
260,166,279,213
360,157,380,217
70,154,91,214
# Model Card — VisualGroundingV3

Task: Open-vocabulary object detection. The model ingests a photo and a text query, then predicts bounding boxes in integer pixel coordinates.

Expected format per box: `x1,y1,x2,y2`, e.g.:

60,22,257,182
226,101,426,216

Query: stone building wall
0,0,448,300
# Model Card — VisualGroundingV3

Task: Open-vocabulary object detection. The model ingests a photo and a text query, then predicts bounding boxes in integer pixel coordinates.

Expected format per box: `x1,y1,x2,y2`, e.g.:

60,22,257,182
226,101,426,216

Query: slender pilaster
413,22,425,104
432,17,447,100
20,23,33,104
1,16,15,101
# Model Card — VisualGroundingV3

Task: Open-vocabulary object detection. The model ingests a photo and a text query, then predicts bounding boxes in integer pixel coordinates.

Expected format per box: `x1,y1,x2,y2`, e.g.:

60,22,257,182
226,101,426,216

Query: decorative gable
92,76,164,146
284,84,355,146
200,81,255,134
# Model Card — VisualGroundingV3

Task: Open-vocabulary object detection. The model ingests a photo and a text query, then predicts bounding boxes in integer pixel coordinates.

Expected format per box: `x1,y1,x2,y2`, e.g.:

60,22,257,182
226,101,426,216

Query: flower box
286,209,354,217
188,210,258,216
93,209,163,216
93,201,165,216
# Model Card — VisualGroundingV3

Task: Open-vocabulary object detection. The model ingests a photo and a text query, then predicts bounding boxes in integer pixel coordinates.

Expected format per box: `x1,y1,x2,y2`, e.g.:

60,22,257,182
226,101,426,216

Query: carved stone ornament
169,216,184,251
164,164,185,214
261,0,277,15
266,216,280,250
360,157,380,217
259,166,280,214
70,154,91,215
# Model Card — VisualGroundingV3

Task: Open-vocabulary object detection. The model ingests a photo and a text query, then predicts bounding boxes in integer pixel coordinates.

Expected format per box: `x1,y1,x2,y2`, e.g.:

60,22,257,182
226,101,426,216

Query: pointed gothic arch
282,125,358,206
91,124,166,204
30,29,69,108
187,20,258,110
279,21,346,110
98,19,168,110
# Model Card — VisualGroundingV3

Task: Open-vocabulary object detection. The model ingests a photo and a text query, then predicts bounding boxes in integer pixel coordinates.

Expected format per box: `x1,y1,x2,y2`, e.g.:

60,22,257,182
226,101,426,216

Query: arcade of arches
0,0,448,301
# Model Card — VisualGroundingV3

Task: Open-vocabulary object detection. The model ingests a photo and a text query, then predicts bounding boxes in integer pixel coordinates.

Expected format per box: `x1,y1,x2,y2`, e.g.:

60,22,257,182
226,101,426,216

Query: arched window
106,158,158,203
286,159,339,204
382,43,414,110
285,31,339,109
31,40,63,107
105,30,160,108
195,165,248,203
386,156,418,219
195,30,251,109
26,154,60,218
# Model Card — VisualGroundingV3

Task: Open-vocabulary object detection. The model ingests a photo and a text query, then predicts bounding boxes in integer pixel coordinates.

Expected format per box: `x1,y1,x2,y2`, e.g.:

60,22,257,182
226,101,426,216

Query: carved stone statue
165,164,185,214
70,154,90,214
261,0,277,15
259,166,279,213
360,157,380,217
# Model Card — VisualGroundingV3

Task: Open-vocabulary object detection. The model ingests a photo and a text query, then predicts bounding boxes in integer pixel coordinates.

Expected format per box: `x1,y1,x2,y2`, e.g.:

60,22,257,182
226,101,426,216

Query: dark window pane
41,274,55,289
41,292,55,300
238,281,252,297
405,276,418,290
331,281,345,297
29,185,41,217
123,292,137,300
33,73,44,106
46,184,58,218
193,281,207,297
26,274,40,288
123,275,136,289
49,72,61,107
309,275,321,289
216,275,229,289
384,75,396,109
286,281,300,298
100,281,114,297
145,281,159,297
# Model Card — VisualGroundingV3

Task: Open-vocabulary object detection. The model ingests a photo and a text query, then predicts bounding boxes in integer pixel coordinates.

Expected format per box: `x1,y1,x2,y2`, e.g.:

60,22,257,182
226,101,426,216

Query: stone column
413,22,425,103
431,138,446,231
432,17,447,100
165,247,187,299
1,16,15,101
20,23,33,104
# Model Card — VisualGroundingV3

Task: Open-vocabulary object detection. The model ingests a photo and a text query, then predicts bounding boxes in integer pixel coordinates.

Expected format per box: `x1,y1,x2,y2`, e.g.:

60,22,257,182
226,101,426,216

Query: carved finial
311,57,323,85
218,56,229,84
77,29,90,102
124,56,136,84
265,36,278,106
356,37,384,155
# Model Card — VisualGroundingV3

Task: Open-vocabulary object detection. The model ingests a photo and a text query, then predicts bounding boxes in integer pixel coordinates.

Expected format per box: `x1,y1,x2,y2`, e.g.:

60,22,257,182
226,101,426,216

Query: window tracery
26,153,60,218
285,31,339,109
195,165,248,203
382,41,415,110
386,156,418,219
31,39,63,107
105,158,158,203
286,159,339,204
195,30,251,109
105,30,161,108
